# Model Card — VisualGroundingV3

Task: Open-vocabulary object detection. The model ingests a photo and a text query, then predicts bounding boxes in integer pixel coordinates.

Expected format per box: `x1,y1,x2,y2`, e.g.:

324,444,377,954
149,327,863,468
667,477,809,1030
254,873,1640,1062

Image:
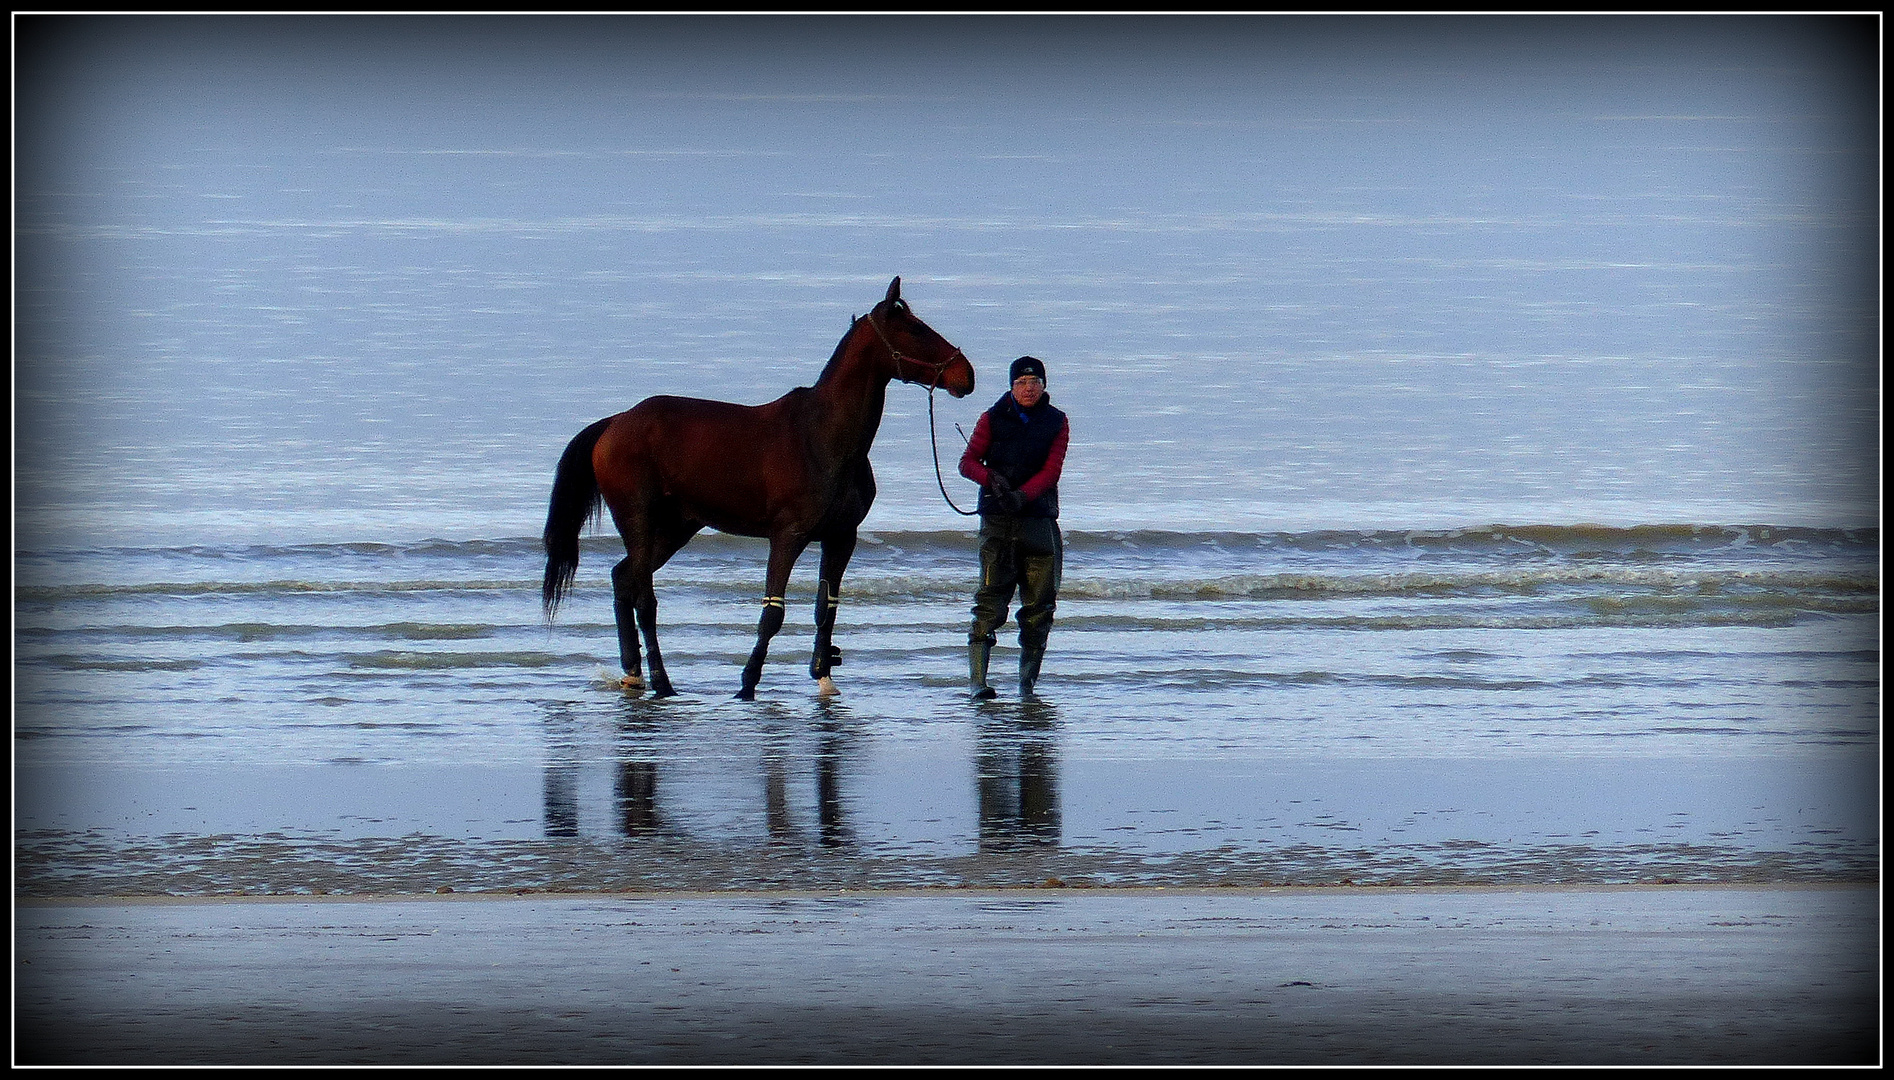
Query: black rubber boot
1019,645,1046,698
969,641,998,700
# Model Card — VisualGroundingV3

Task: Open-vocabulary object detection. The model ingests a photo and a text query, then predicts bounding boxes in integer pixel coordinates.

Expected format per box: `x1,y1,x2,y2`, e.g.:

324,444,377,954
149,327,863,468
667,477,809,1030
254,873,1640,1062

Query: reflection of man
977,718,1062,851
959,356,1070,699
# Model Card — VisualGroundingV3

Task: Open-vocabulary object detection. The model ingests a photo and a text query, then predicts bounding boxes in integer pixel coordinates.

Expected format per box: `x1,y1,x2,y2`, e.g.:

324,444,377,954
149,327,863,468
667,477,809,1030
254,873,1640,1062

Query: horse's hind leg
633,516,698,698
737,536,807,700
608,511,690,699
615,557,675,699
809,533,857,696
609,558,646,690
633,578,675,698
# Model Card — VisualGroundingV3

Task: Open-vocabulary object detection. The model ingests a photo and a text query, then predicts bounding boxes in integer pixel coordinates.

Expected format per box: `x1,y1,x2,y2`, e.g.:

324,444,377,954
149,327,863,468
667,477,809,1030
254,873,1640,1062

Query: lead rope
928,386,980,516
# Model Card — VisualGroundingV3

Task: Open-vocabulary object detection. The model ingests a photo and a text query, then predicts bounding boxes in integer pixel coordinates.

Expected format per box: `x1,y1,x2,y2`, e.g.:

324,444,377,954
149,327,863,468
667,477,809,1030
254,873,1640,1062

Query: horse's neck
809,333,891,465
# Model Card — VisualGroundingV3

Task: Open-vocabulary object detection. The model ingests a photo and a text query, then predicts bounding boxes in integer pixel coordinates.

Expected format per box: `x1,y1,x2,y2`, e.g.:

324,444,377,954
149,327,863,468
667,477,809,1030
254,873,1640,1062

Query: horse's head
869,277,975,398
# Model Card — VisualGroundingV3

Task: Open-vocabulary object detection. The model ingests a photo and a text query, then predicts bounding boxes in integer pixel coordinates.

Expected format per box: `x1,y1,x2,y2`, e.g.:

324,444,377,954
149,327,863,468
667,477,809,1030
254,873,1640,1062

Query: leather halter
860,306,967,392
854,306,981,518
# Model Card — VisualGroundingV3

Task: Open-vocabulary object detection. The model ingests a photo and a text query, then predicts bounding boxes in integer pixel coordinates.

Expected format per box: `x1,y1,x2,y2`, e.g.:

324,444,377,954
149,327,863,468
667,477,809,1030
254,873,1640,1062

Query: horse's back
615,390,803,434
592,391,811,533
600,393,803,462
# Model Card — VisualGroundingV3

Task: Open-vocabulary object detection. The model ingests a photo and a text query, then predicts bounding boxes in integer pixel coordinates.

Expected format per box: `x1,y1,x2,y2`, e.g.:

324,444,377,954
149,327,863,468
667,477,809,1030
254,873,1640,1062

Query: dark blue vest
978,393,1065,519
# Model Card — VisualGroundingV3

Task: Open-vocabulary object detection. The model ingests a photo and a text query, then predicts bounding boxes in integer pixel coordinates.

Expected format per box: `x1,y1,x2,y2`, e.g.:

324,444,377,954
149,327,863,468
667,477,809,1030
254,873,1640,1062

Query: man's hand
988,474,1025,513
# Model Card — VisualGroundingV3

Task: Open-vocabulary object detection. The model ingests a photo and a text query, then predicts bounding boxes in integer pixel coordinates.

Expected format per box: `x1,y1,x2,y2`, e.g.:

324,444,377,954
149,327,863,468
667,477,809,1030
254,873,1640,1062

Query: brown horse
542,277,975,699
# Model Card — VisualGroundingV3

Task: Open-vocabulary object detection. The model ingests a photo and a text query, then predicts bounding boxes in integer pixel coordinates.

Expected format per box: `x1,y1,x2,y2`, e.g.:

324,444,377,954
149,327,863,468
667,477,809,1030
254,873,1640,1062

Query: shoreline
15,879,1876,907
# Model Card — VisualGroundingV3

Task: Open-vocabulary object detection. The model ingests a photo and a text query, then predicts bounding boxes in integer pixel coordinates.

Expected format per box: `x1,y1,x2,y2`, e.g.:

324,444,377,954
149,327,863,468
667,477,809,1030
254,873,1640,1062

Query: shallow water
15,528,1878,895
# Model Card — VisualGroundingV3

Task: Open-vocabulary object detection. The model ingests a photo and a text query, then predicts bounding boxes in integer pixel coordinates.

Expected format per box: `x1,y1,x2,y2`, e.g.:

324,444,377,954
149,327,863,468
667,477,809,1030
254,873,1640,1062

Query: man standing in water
959,356,1070,698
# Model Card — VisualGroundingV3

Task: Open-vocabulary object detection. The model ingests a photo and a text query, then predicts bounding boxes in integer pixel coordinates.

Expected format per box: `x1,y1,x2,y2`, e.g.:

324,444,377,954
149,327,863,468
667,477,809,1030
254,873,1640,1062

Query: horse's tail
542,416,613,620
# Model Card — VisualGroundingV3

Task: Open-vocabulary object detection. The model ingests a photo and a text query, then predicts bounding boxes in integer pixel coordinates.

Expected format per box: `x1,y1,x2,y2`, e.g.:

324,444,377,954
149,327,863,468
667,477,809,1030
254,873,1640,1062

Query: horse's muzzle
943,352,975,398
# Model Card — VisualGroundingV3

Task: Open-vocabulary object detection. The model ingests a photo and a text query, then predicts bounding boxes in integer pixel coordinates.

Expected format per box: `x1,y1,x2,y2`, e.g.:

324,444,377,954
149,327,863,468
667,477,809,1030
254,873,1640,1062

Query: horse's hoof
815,676,840,698
734,688,756,702
619,674,645,692
972,685,998,701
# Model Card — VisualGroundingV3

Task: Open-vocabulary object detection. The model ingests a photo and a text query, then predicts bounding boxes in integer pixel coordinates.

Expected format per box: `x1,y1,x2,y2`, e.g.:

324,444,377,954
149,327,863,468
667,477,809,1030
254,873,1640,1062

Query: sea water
14,18,1879,894
15,525,1877,893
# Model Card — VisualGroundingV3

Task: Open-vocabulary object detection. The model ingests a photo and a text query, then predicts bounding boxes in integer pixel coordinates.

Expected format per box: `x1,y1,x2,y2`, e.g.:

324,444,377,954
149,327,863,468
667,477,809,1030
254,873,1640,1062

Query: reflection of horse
541,700,1060,854
543,278,975,699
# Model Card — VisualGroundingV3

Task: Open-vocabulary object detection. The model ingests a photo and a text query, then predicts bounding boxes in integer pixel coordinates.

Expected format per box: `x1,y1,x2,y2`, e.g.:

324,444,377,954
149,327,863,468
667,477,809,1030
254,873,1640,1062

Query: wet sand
14,884,1878,1065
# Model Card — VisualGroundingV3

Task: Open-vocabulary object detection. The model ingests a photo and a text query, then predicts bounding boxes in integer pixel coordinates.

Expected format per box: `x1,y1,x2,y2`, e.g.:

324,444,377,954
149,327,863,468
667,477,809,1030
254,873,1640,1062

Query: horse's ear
885,277,901,305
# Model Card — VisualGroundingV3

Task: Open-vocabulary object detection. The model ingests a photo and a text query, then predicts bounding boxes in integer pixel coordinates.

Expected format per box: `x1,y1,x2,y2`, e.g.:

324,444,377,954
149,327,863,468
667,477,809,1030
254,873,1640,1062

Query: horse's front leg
810,532,857,696
737,537,806,700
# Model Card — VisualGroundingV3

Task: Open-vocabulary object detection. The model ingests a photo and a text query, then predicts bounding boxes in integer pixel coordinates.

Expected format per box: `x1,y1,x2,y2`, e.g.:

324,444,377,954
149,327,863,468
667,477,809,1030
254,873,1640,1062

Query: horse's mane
815,305,878,387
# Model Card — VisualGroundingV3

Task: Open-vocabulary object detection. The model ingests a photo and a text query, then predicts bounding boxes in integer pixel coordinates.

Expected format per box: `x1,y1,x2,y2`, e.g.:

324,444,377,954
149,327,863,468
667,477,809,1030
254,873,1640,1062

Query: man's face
1011,375,1045,408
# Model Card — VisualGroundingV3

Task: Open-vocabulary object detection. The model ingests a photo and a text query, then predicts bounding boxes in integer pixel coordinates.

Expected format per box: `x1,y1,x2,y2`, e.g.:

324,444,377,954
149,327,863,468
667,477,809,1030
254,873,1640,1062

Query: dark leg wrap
811,581,842,679
738,598,786,699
